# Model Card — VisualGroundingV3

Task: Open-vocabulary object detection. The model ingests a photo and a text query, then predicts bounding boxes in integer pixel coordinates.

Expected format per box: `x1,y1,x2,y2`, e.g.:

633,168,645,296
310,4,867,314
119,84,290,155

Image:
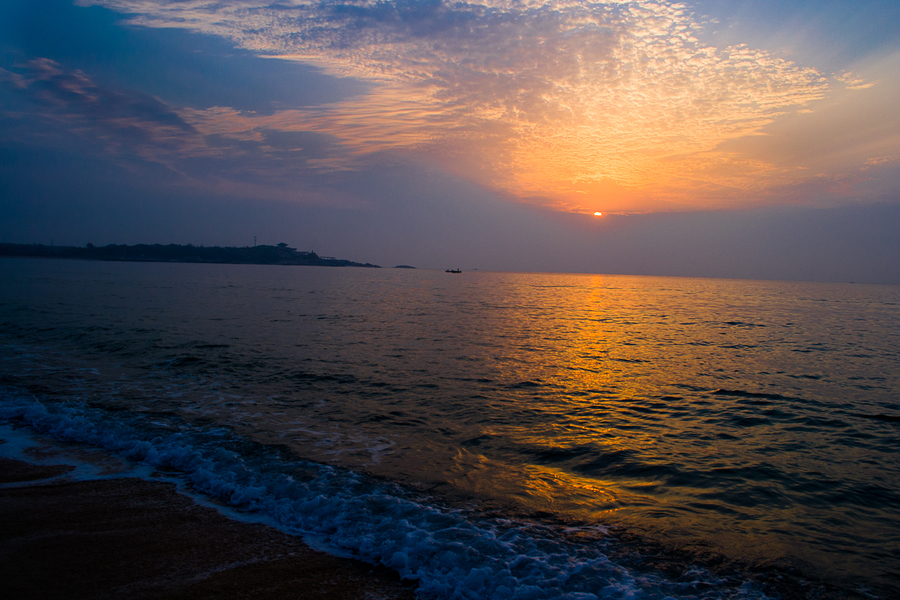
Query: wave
852,412,900,423
0,393,771,600
710,389,797,402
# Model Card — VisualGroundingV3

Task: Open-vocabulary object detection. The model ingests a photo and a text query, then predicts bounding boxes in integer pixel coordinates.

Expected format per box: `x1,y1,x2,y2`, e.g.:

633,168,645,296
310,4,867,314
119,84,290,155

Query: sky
1,0,898,282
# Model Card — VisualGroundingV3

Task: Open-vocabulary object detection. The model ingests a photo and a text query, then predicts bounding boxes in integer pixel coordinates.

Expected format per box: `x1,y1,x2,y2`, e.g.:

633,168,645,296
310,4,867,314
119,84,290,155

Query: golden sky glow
50,0,898,214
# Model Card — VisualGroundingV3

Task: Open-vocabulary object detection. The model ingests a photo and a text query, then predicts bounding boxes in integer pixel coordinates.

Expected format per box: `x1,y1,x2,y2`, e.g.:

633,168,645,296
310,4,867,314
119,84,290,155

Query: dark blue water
1,258,898,598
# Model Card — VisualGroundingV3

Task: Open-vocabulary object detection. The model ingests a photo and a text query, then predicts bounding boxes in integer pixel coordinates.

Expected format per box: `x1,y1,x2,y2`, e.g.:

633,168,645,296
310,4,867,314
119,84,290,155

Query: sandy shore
0,457,416,600
0,440,886,600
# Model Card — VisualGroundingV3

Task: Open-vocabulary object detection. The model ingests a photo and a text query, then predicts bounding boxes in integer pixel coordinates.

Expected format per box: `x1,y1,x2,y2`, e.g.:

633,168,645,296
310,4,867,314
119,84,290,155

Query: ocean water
1,258,898,599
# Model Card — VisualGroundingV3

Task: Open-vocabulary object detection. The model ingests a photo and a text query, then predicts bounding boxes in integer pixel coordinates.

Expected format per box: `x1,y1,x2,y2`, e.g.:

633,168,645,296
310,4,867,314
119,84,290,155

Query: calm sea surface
1,258,898,598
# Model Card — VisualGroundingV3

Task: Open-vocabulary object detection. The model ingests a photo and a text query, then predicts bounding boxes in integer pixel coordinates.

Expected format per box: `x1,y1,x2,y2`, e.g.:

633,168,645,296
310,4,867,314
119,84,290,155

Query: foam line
0,394,769,600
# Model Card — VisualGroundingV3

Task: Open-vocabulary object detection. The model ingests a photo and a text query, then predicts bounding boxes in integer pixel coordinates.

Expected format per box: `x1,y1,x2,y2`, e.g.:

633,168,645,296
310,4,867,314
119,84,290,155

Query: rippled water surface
2,258,898,596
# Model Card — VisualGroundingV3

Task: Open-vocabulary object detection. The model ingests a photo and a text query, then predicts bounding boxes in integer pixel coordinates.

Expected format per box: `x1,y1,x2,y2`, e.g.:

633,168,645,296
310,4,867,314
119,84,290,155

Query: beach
0,454,415,600
0,437,881,600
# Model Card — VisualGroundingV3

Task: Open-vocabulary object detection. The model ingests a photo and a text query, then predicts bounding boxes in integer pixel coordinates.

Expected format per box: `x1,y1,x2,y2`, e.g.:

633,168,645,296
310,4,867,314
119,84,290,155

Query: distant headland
0,242,380,268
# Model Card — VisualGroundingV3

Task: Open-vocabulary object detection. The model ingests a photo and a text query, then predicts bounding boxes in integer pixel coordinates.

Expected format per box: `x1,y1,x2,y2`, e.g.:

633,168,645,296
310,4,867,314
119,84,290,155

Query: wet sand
0,457,416,600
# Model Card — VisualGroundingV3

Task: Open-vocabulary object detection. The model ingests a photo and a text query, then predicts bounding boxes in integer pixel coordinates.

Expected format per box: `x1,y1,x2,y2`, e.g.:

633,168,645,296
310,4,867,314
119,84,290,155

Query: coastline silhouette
0,242,380,268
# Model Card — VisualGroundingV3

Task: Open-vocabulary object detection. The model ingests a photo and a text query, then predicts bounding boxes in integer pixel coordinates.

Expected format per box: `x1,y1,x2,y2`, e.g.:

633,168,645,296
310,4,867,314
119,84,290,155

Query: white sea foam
0,393,770,600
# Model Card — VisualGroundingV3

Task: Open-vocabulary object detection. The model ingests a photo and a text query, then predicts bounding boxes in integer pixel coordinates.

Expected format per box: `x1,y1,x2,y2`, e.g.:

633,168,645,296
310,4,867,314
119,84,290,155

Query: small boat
445,268,461,273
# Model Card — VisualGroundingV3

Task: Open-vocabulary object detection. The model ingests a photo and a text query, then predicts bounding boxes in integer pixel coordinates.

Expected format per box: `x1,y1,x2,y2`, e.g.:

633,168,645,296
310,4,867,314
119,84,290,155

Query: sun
593,211,603,217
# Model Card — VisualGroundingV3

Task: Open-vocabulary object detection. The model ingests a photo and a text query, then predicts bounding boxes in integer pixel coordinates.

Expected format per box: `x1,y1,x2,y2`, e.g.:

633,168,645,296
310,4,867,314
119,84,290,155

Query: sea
1,257,898,599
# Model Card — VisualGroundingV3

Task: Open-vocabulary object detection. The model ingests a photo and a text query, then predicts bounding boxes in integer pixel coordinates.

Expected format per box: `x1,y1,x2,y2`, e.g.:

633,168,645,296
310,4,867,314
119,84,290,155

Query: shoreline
0,416,889,600
1,457,881,600
0,456,415,600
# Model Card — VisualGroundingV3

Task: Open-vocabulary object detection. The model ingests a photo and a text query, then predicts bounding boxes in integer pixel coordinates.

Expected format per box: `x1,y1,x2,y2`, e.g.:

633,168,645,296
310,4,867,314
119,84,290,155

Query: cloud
0,68,28,89
2,58,198,159
864,155,900,167
15,58,191,130
0,57,375,202
713,49,900,205
81,0,832,212
835,71,878,90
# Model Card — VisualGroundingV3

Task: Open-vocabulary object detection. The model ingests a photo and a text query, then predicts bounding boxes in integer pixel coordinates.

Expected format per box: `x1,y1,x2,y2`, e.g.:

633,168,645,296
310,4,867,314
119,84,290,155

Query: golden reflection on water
444,446,623,522
429,273,898,585
437,275,680,526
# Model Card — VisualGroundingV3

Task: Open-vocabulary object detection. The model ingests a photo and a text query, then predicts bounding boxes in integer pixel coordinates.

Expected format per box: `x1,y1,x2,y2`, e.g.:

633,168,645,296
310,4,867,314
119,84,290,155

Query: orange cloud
86,1,856,212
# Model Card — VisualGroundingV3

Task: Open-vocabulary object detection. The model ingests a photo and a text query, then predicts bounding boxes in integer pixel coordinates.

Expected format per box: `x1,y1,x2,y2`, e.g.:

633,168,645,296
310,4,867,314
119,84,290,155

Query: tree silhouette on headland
0,243,380,268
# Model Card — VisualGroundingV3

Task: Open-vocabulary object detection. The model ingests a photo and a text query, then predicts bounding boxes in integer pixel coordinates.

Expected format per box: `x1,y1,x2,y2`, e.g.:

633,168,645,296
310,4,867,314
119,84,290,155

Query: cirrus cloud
78,0,837,211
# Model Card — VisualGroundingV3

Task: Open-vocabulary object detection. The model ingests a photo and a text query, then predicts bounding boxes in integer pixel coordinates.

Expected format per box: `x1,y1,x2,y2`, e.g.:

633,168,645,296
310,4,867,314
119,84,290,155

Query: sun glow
80,0,847,213
593,212,603,217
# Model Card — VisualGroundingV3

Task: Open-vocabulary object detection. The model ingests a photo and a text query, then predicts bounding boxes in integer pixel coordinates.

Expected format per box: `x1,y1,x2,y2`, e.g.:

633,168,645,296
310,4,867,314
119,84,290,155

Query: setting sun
594,212,603,217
